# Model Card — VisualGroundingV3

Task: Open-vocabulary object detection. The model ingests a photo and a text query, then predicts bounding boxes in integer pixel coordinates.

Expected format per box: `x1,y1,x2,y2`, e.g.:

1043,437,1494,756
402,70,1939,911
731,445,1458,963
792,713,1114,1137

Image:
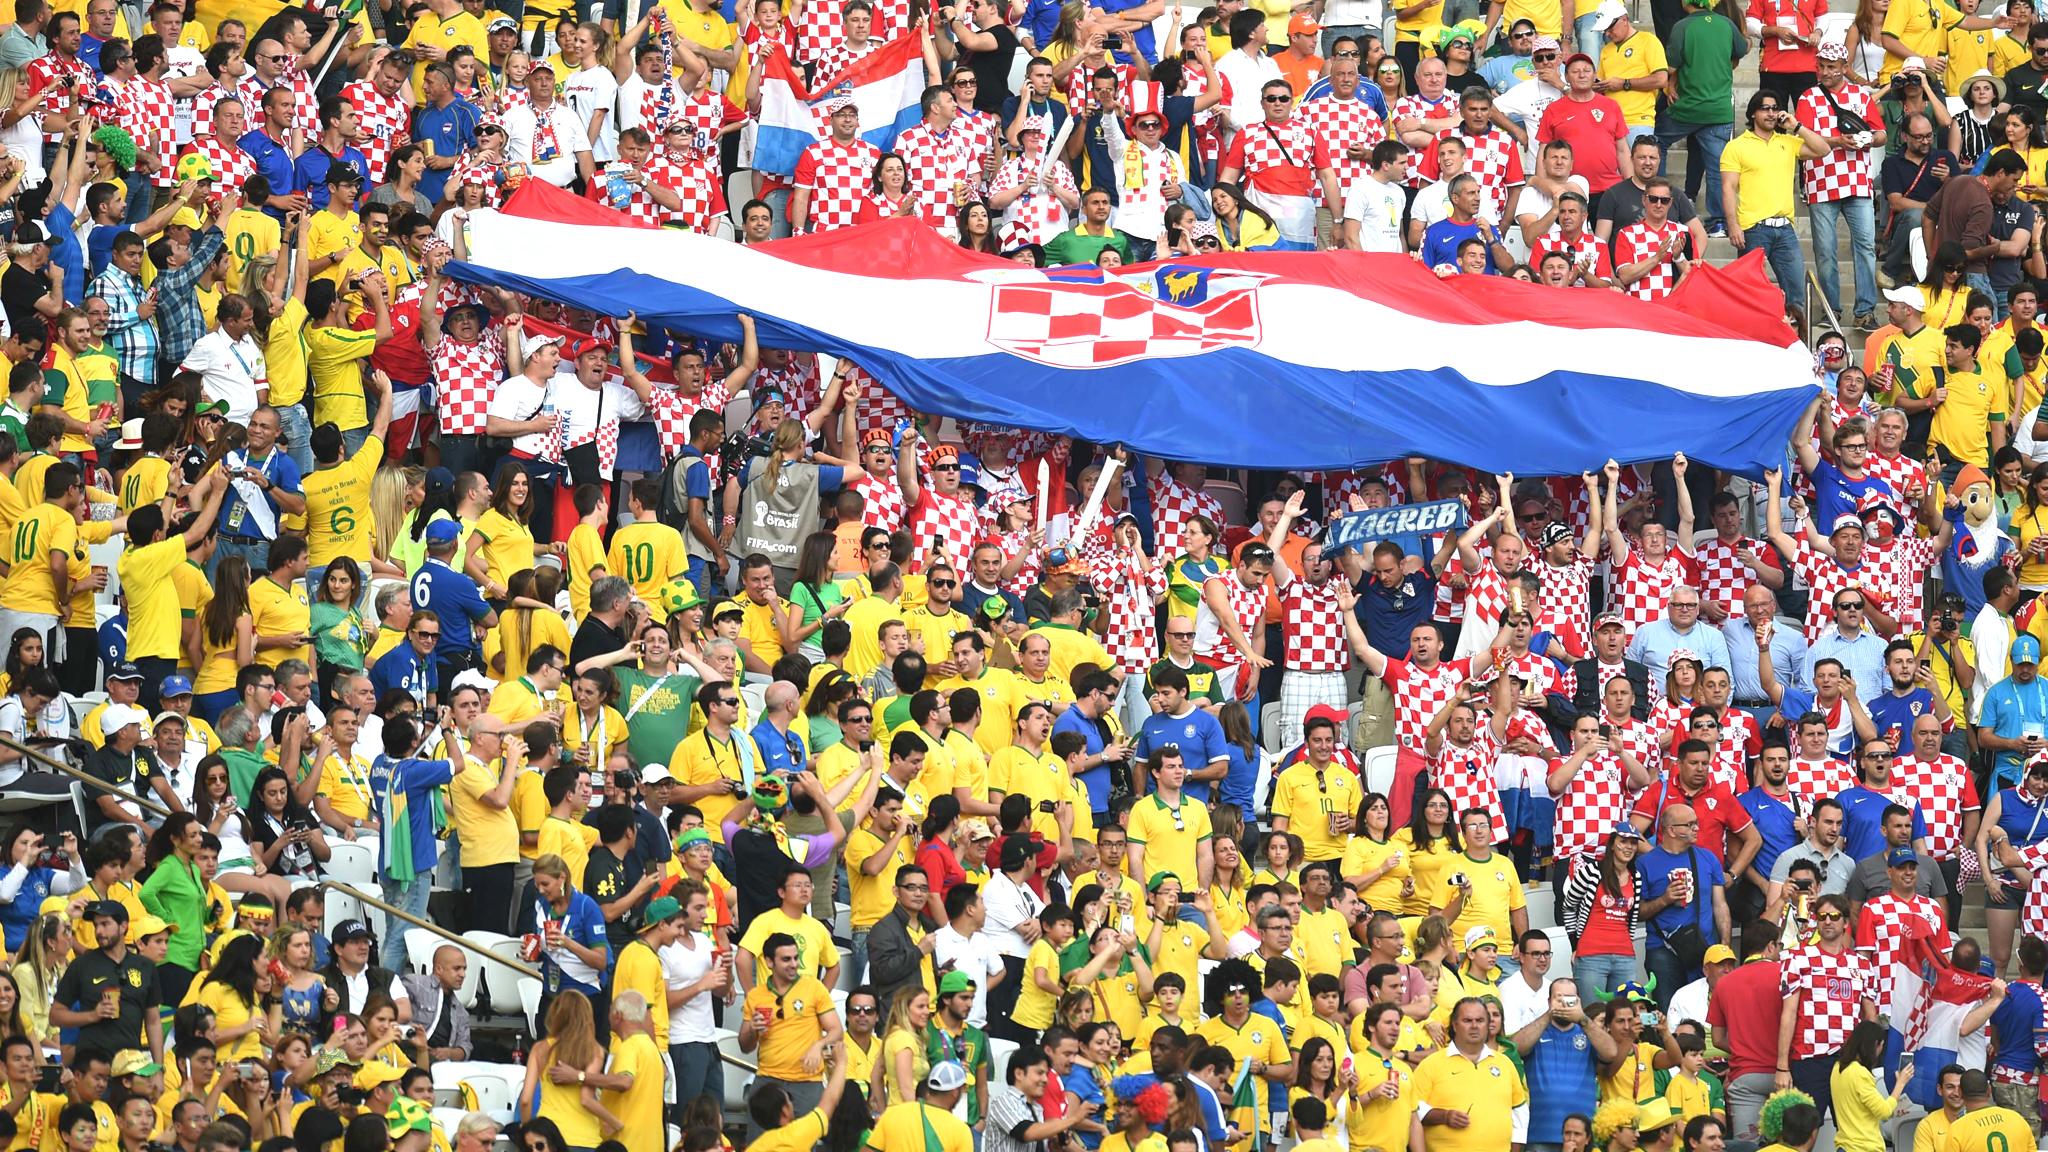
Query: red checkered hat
1126,80,1165,123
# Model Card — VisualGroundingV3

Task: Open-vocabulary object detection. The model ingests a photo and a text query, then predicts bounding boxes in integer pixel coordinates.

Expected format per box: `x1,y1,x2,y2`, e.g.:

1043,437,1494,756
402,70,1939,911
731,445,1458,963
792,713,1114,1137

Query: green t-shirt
1042,227,1133,267
614,665,702,768
0,401,28,451
1663,10,1746,125
310,600,368,672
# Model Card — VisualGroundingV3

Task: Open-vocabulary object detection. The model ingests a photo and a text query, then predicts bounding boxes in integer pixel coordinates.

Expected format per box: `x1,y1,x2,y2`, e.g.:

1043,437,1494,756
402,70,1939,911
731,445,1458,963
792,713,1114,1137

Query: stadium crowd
0,2,2046,1152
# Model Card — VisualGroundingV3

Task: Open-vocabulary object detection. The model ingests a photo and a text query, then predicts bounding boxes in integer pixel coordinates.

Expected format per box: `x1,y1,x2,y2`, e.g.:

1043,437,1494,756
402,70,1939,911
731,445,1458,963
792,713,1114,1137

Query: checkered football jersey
432,329,507,436
189,82,236,139
995,527,1044,598
1865,451,1928,524
1421,125,1524,223
1391,92,1458,186
847,365,914,440
1866,532,1941,634
1890,753,1981,860
1150,470,1225,562
1465,557,1517,633
1437,538,1490,623
1693,535,1779,619
910,485,982,571
1282,578,1347,673
1196,573,1271,672
1792,541,1891,641
1297,95,1386,206
646,379,728,460
1788,755,1856,807
992,156,1076,248
755,355,820,416
1223,114,1324,201
851,471,906,531
1536,555,1596,659
894,121,982,237
794,0,850,64
1780,943,1876,1059
25,52,92,142
238,72,321,143
1856,892,1948,1013
1553,750,1633,860
794,136,883,234
340,79,411,186
1614,218,1687,301
1610,542,1700,642
1604,712,1663,780
1434,726,1508,843
1384,656,1475,749
114,77,177,188
1089,540,1167,676
810,37,879,84
177,135,254,197
1794,81,1878,201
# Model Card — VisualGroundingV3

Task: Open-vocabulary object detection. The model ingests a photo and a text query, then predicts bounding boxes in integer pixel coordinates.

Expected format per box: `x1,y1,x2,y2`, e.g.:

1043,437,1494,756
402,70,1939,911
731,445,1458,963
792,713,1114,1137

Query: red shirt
1577,871,1636,957
1535,93,1628,193
1705,959,1786,1077
1630,775,1755,864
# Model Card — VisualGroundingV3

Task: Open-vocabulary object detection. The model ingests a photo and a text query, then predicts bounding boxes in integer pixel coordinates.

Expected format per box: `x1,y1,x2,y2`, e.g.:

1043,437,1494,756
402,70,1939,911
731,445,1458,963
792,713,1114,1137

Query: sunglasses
1815,912,1845,922
1645,194,1672,203
932,463,961,472
846,714,873,724
1263,94,1292,102
412,630,440,639
932,579,957,588
716,697,740,706
1532,52,1557,60
1194,237,1222,248
847,1005,878,1014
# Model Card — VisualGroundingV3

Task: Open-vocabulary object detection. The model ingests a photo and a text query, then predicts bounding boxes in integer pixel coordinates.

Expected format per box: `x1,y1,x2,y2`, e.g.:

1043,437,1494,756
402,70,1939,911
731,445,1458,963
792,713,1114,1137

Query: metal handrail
0,733,170,819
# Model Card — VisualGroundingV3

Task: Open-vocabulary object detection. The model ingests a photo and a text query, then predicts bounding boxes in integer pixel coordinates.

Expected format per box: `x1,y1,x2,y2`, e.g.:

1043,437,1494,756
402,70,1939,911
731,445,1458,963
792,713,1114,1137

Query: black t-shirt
1991,194,2038,290
81,744,160,835
2006,60,2048,112
568,615,627,670
1597,179,1700,238
964,26,1020,113
0,262,48,344
582,843,640,952
52,947,158,1055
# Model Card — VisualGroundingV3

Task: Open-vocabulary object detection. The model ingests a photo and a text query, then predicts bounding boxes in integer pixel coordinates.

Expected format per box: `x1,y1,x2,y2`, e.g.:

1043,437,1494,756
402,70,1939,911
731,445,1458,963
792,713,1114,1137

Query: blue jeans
1654,120,1731,225
1644,945,1695,1010
211,534,271,581
1574,11,1603,57
1573,952,1637,1001
671,1041,724,1114
1739,220,1805,313
762,186,794,239
850,927,869,985
341,425,369,458
1969,270,1996,313
275,401,314,479
382,873,431,973
1809,196,1876,319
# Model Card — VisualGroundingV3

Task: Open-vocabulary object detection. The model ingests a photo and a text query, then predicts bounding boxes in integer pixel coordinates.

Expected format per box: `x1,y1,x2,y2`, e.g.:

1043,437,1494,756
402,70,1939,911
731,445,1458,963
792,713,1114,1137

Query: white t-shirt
1215,49,1283,142
502,100,590,187
931,923,1005,1027
545,371,648,480
490,373,553,458
660,931,721,1044
1411,179,1455,231
1495,78,1562,136
562,65,620,162
1343,174,1406,252
179,329,268,426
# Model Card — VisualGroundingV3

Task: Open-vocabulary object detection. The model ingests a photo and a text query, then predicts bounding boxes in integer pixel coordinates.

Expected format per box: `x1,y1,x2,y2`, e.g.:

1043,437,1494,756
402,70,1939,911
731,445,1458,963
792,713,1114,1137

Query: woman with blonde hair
520,989,615,1145
10,911,69,1046
370,463,421,579
874,985,933,1109
738,418,866,590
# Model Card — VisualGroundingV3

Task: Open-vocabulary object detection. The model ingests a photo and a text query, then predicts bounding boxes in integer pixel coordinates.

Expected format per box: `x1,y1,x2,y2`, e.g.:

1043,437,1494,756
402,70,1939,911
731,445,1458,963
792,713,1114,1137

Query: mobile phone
1177,892,1197,905
35,1062,59,1093
1037,800,1057,814
238,1062,262,1079
1597,724,1611,738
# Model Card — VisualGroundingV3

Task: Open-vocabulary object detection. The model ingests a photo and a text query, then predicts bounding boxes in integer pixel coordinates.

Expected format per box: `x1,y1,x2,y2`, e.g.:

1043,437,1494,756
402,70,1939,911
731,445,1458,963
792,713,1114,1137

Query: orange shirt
832,520,865,575
1277,51,1324,100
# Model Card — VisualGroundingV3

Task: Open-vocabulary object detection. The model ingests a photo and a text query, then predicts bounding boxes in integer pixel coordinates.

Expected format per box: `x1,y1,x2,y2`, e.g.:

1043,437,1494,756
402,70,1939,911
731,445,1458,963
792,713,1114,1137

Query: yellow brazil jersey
1929,367,2007,468
1341,834,1410,913
308,208,363,286
944,728,989,804
403,9,489,98
536,814,595,881
1940,1106,2038,1152
249,575,312,668
1353,1049,1417,1152
487,676,549,725
936,665,1026,757
737,595,783,667
737,909,839,981
868,1101,974,1152
904,605,972,664
842,593,902,681
1600,31,1668,127
63,519,113,627
223,207,280,288
842,1035,880,1089
1015,937,1063,1029
1445,850,1526,947
609,938,668,1040
565,521,606,621
0,472,22,542
317,751,376,825
739,975,835,1081
1295,905,1351,981
609,521,688,622
990,743,1073,841
1101,1133,1168,1152
264,297,310,408
1127,792,1212,893
561,704,627,770
1271,760,1363,863
1144,917,1212,990
1600,1039,1664,1104
12,454,54,510
1666,1071,1714,1120
41,346,91,456
470,506,537,593
2,504,76,615
671,727,760,839
303,434,384,565
1879,322,1948,410
815,741,867,810
1025,621,1114,689
307,322,377,431
752,1110,827,1152
1719,130,1803,229
1090,959,1145,1037
450,754,520,867
0,1082,55,1152
844,823,916,930
1881,0,1968,80
119,455,172,513
1196,1014,1292,1150
1412,1045,1527,1152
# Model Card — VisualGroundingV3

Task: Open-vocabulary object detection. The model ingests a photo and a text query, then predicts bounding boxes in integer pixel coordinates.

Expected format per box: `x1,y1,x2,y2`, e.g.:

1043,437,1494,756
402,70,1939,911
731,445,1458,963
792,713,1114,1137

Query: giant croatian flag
449,185,1818,477
752,31,926,178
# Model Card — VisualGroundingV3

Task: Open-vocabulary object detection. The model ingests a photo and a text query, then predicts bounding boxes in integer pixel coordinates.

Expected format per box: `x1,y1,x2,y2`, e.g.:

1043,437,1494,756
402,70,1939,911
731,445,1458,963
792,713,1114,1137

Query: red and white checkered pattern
671,92,741,224
1532,227,1614,279
810,37,879,85
1866,532,1941,634
1062,62,1137,122
1535,555,1595,660
1890,753,1980,860
911,486,982,571
645,379,728,460
1391,92,1458,186
1434,726,1508,843
1794,81,1878,202
432,329,507,437
987,280,1259,368
1436,538,1490,623
1282,578,1347,673
756,355,820,415
1694,535,1777,619
1605,713,1662,781
996,528,1044,597
847,365,914,440
1865,451,1929,525
1222,114,1322,201
1855,892,1948,1014
188,82,237,139
1780,943,1876,1059
1197,573,1271,672
1150,470,1225,561
1423,125,1524,223
795,0,849,65
341,79,411,186
741,18,799,69
1787,755,1854,807
1568,468,1643,541
1465,557,1516,634
1614,218,1688,301
992,156,1076,249
957,108,998,171
1553,751,1633,861
25,53,92,142
114,77,177,189
450,151,504,204
1088,540,1166,676
850,471,906,531
1494,649,1562,700
793,136,884,234
1610,542,1700,642
239,72,320,143
1649,694,1696,745
599,151,691,227
1791,540,1887,642
895,121,981,237
1384,656,1475,748
1297,95,1386,206
635,77,688,134
177,136,253,197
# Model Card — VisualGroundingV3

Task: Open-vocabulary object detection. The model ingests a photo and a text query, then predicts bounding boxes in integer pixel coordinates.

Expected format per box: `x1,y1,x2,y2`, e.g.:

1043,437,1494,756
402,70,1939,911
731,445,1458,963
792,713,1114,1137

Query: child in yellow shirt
1663,1033,1723,1126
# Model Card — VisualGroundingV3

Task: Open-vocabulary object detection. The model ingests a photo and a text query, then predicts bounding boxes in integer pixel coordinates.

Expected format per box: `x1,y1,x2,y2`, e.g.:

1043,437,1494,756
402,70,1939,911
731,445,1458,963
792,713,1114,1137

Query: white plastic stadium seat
483,939,529,1017
457,1068,518,1124
430,1061,487,1106
405,928,439,974
1260,702,1283,754
1362,746,1397,799
326,842,377,886
455,931,508,1010
518,977,544,1039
